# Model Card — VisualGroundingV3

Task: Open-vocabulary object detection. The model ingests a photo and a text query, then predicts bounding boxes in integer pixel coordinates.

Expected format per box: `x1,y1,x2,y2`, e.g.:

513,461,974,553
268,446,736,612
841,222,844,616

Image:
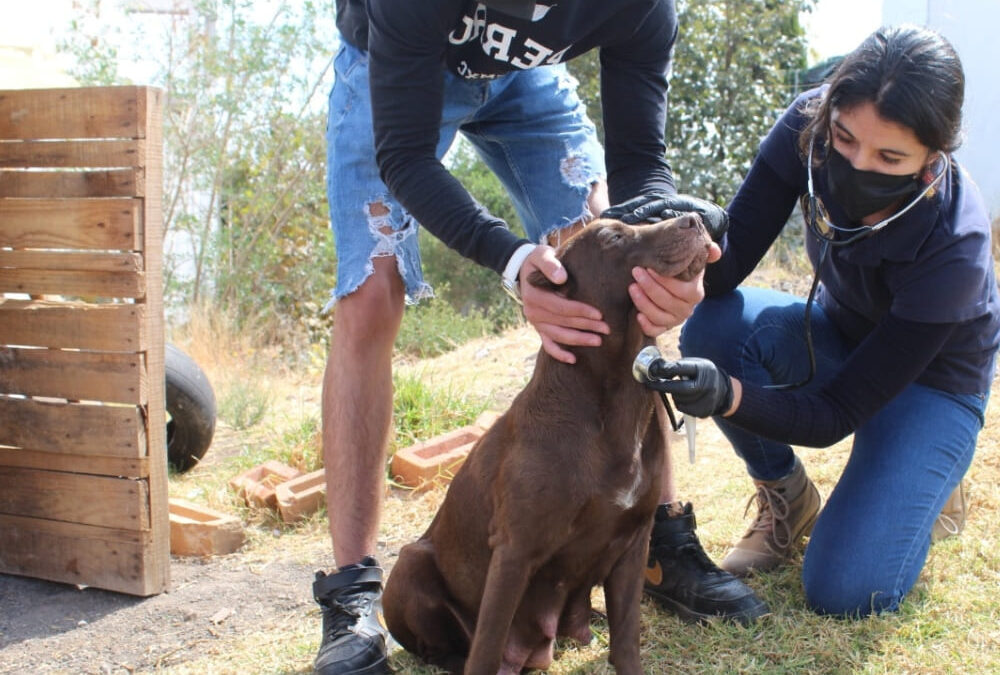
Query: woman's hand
629,242,722,337
649,356,738,418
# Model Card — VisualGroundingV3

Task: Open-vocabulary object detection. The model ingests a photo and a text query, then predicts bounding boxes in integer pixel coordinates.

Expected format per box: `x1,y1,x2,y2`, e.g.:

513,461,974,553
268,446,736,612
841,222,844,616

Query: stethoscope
765,136,950,391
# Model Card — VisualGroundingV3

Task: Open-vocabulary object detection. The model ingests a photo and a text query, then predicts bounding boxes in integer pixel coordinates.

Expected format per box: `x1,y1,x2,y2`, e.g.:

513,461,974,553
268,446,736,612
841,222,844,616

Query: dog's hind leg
557,584,595,644
383,540,472,673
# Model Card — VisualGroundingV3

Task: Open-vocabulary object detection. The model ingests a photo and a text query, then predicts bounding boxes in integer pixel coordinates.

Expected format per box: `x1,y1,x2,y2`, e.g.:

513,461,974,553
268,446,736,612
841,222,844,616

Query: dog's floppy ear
526,268,572,297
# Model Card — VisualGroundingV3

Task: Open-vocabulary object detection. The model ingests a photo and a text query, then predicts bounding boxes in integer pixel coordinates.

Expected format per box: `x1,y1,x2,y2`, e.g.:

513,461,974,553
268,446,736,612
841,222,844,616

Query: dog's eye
599,228,626,246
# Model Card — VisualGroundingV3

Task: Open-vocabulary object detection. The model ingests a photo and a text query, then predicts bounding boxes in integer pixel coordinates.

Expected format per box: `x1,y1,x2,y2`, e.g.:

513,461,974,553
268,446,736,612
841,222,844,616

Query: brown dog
382,214,711,674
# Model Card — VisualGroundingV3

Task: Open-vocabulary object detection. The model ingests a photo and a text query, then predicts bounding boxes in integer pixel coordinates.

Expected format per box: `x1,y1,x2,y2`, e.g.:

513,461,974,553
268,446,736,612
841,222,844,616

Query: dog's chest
611,430,647,509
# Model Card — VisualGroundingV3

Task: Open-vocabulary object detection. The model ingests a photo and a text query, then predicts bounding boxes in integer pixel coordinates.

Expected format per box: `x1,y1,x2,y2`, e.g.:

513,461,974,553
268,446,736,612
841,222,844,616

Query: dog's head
527,213,712,324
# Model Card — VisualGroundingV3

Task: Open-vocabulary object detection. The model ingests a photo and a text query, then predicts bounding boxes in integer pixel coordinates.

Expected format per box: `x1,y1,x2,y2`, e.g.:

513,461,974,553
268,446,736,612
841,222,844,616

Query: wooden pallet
0,86,169,596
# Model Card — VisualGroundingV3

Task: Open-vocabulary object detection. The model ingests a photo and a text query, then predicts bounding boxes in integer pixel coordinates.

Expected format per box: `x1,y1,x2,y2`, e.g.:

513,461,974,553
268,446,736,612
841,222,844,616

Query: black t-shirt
337,0,678,272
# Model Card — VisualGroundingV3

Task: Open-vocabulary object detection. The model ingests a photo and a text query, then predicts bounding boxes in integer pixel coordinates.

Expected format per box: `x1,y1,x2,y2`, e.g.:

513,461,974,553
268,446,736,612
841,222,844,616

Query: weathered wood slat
0,269,146,299
137,86,169,595
0,397,145,458
0,513,157,596
0,86,147,140
0,139,145,168
0,347,146,404
0,251,142,272
0,300,145,351
0,466,150,530
0,251,145,300
0,168,142,198
0,448,147,477
0,198,141,250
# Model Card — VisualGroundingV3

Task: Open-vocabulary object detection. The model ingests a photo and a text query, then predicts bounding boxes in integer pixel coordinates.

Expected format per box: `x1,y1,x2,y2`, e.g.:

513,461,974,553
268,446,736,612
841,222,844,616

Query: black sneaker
644,503,769,625
313,556,391,675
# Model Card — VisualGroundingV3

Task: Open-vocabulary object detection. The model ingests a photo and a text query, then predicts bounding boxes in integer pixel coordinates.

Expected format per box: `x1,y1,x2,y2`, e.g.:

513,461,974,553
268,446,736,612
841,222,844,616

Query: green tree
566,0,814,205
61,0,338,343
667,0,814,203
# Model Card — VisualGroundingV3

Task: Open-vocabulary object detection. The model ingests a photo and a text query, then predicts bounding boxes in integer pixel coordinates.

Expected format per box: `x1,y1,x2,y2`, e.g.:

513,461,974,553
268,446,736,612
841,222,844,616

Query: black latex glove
601,193,729,242
654,357,734,418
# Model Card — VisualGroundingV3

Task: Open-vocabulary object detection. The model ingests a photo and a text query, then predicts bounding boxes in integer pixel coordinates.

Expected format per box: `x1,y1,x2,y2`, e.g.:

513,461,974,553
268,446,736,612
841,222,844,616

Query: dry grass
164,277,1000,674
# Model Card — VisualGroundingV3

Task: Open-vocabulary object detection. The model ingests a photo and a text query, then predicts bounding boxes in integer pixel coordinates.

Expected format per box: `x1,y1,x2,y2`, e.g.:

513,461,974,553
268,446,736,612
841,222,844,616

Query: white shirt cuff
501,243,537,288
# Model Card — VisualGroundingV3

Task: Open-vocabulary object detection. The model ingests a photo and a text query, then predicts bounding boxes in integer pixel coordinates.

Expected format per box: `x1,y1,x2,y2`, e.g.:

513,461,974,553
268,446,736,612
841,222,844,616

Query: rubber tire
165,343,217,473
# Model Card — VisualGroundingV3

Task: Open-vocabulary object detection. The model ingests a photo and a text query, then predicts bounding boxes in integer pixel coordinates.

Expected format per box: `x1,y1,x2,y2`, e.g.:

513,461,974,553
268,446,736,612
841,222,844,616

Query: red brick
391,425,485,491
275,468,327,524
169,498,245,557
228,460,302,509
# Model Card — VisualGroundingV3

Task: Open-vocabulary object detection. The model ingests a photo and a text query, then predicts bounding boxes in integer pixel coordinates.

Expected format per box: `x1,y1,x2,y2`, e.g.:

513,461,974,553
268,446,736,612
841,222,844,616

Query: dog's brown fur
382,215,711,674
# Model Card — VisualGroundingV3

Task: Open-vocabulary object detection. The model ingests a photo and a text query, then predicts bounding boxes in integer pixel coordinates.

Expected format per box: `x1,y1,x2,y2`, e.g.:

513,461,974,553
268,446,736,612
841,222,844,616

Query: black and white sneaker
313,556,391,675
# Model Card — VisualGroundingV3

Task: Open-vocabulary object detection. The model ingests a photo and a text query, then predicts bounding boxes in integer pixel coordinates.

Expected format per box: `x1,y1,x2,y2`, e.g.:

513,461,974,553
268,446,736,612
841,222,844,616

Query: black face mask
825,148,920,223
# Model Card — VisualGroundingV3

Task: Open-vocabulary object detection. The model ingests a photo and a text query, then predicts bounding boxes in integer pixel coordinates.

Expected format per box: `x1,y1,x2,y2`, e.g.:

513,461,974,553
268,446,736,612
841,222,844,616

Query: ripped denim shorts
325,41,605,308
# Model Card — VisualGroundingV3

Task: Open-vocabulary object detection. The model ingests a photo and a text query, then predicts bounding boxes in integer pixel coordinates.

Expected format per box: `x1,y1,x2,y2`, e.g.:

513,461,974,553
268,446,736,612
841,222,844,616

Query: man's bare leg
323,254,405,566
312,252,402,675
654,397,679,506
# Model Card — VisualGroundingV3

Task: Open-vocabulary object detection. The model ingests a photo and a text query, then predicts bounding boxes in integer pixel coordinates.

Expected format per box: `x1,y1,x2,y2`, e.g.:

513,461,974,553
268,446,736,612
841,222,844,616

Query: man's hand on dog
519,241,721,364
601,193,729,242
520,245,609,364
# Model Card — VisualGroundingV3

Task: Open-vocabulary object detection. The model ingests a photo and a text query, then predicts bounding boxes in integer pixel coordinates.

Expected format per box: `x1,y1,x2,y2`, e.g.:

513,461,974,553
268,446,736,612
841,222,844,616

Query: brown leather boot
721,457,821,577
931,481,967,543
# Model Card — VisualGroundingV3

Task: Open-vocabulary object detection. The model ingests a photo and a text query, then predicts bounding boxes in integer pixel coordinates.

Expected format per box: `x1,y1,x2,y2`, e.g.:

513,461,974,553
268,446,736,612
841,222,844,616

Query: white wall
882,0,1000,220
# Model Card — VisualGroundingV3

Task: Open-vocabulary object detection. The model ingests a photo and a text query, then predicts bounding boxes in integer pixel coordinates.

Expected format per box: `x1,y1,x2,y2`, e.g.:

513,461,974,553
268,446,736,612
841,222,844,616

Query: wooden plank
0,86,168,597
0,139,144,169
0,251,143,272
0,300,145,351
139,85,170,594
0,86,145,140
0,268,146,299
0,198,141,250
0,513,157,596
0,347,146,404
0,447,146,477
0,511,145,543
0,397,145,458
0,168,142,198
0,466,149,529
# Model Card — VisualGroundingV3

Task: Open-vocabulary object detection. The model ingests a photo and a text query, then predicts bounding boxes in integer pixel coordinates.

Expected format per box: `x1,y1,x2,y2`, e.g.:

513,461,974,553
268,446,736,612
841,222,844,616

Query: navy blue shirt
706,88,1000,446
337,0,678,273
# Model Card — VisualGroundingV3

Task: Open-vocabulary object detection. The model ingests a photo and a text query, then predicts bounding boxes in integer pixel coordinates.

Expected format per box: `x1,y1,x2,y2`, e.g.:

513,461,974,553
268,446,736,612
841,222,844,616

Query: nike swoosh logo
644,561,663,587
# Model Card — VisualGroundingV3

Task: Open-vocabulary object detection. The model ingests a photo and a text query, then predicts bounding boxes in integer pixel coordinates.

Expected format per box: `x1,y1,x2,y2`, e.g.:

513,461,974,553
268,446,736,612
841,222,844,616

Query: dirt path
0,552,319,674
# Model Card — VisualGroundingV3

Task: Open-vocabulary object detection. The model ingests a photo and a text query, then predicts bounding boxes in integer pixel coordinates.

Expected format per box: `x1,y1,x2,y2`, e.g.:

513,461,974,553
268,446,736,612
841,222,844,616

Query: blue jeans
680,287,989,616
325,42,605,309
